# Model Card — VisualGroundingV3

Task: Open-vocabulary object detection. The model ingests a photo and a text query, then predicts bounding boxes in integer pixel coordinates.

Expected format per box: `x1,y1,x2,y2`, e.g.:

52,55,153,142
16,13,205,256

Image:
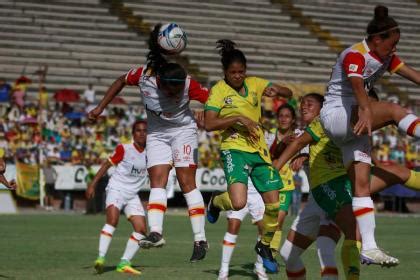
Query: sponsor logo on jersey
225,97,232,105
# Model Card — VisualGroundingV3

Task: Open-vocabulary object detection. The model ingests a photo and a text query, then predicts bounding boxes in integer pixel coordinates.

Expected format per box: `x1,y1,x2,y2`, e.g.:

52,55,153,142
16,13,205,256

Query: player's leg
280,195,322,279
95,191,121,274
316,224,341,280
352,101,420,138
370,162,420,193
249,194,269,280
218,214,244,280
141,133,172,248
252,162,282,273
117,197,147,275
271,190,292,257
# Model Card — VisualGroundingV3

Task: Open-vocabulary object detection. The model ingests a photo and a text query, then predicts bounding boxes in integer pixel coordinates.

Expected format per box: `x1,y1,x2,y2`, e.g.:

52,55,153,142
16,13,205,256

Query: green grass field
0,213,419,279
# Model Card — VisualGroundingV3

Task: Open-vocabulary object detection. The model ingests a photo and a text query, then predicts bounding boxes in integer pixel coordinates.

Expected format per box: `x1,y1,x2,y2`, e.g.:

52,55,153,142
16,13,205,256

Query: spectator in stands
42,159,57,211
0,78,11,116
83,83,96,105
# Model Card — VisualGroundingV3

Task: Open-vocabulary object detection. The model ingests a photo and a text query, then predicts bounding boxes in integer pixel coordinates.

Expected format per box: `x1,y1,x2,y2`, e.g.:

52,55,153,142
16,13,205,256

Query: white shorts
290,194,334,240
105,188,145,218
320,103,371,167
146,127,198,168
226,191,265,223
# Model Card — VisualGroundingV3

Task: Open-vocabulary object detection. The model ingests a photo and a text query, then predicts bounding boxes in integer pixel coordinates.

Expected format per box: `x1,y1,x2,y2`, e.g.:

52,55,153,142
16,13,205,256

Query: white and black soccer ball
158,23,188,55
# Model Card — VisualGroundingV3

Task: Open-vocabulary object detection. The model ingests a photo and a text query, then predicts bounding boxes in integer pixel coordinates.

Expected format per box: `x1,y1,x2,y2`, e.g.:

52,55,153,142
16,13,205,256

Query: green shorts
220,149,283,193
311,175,352,219
279,190,293,212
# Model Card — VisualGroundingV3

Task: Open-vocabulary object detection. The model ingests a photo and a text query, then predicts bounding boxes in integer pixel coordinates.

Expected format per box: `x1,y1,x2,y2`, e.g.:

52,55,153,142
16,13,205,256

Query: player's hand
87,106,103,122
354,105,372,136
7,180,16,190
194,110,205,129
239,116,259,144
290,155,308,171
85,185,95,199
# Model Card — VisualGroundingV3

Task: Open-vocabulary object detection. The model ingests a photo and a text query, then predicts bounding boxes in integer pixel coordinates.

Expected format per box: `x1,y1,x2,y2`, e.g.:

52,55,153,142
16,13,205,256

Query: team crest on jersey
349,64,358,72
224,97,233,105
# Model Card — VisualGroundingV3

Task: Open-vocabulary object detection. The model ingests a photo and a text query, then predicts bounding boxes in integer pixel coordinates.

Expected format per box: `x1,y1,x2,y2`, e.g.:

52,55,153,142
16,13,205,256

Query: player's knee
280,239,304,268
231,200,246,211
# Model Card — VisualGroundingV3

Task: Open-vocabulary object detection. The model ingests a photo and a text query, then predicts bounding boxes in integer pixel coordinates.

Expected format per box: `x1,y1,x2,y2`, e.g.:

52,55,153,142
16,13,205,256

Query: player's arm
85,160,112,199
396,64,420,85
263,83,292,98
0,174,16,190
272,132,313,171
87,75,126,121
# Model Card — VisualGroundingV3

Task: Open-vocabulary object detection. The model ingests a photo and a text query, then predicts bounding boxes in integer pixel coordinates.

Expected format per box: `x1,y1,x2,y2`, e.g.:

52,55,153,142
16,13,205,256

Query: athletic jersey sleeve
305,119,322,142
204,85,224,113
255,77,271,96
388,55,404,74
343,52,365,78
188,79,209,103
108,144,125,165
125,67,143,86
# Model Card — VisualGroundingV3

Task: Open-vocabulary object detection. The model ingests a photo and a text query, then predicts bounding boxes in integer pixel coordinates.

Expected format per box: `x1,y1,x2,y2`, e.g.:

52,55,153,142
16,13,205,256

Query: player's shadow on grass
203,263,257,278
83,265,144,275
0,274,15,279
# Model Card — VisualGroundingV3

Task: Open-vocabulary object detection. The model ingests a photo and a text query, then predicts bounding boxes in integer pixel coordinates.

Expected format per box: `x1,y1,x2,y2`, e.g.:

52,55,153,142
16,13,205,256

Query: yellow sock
405,170,420,190
341,240,361,280
270,230,282,257
261,202,280,246
213,192,233,211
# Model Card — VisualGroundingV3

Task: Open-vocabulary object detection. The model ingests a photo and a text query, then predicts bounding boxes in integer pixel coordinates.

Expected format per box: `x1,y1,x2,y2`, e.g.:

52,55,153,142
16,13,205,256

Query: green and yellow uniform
205,77,282,193
305,118,352,219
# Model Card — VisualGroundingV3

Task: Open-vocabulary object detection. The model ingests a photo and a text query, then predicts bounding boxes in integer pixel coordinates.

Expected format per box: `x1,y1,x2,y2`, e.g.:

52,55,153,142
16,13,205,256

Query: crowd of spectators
0,75,418,170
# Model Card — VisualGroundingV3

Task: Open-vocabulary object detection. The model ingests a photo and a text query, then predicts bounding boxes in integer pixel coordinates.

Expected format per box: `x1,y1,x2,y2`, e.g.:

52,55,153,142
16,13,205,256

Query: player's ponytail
366,5,399,40
216,39,247,70
146,23,168,74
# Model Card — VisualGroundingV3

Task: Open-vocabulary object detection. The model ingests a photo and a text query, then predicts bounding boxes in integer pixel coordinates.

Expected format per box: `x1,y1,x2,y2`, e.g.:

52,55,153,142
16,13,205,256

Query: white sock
353,197,377,250
184,189,206,241
280,239,306,278
147,188,167,234
99,224,115,258
121,232,145,262
316,236,338,280
221,232,237,273
398,114,420,137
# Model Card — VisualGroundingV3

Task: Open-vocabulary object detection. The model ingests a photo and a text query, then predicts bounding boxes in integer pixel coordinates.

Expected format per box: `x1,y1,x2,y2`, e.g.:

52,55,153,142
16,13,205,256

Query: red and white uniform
125,66,209,168
320,39,404,166
106,143,148,217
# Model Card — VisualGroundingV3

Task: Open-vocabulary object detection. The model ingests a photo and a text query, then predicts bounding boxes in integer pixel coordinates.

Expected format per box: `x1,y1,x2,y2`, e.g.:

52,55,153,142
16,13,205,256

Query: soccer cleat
94,256,105,274
254,262,269,280
116,260,141,275
218,270,229,280
361,248,400,267
255,241,279,273
190,240,209,262
138,232,166,249
207,192,221,224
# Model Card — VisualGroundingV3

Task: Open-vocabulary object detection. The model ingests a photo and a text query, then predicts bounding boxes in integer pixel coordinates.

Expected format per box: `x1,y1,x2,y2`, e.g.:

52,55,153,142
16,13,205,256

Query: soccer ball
158,23,188,55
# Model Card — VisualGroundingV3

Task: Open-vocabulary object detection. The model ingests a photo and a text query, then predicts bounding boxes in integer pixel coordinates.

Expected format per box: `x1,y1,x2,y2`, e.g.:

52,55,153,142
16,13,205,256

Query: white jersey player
87,23,210,262
319,5,420,267
86,121,148,276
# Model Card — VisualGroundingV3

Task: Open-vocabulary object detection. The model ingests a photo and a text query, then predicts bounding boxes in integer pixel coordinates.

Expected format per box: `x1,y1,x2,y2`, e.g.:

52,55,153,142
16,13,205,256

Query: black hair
146,23,186,86
368,87,380,101
132,120,147,134
367,5,399,40
276,103,296,120
216,39,247,70
302,93,325,107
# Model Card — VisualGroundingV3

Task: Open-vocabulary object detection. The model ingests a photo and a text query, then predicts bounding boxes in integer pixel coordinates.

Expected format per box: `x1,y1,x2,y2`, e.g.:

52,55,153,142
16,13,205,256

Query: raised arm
263,83,292,99
87,75,126,121
396,64,420,85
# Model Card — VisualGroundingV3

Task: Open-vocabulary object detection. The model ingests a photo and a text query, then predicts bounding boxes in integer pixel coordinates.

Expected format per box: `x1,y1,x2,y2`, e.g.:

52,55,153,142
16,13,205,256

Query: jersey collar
133,142,145,153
